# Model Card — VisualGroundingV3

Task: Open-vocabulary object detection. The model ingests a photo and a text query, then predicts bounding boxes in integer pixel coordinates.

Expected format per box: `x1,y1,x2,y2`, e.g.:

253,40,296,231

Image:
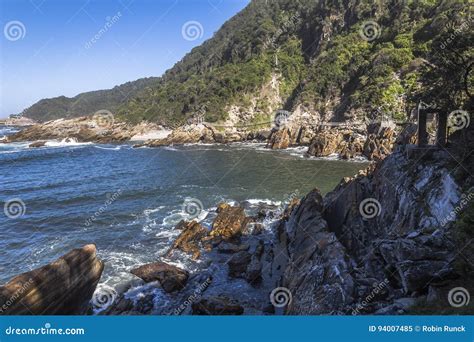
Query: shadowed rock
0,244,103,315
192,296,244,315
131,261,189,293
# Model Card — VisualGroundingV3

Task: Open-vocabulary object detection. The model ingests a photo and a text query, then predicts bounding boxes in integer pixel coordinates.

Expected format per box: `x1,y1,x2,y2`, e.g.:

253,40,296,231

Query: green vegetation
22,0,472,126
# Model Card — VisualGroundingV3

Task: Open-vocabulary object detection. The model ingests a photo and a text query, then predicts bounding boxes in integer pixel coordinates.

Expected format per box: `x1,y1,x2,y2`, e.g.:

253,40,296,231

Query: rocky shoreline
1,140,469,315
2,115,419,162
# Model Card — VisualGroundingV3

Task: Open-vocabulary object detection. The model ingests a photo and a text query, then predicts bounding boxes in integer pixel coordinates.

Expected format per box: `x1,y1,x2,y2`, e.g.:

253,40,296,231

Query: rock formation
0,244,103,315
130,262,189,293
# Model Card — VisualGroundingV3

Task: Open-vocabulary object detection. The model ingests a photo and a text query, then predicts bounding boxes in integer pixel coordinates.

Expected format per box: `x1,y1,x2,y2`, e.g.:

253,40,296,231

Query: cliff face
278,148,464,314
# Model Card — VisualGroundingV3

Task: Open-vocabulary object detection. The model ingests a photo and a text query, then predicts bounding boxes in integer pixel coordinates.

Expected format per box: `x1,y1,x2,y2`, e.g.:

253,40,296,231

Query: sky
0,0,251,118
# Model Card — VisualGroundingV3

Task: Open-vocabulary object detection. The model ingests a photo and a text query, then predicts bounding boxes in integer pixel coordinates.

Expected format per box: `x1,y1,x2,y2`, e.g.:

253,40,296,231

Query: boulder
192,296,244,315
0,244,103,315
130,261,189,293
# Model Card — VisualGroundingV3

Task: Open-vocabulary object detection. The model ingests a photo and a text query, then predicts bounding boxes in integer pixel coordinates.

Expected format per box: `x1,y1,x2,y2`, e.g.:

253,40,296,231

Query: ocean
0,125,368,301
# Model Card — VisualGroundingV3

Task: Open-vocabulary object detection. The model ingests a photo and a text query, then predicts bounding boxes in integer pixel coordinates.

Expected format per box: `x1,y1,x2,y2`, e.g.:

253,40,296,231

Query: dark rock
217,242,250,254
228,251,252,278
130,261,189,293
0,244,103,315
192,297,244,315
28,141,47,148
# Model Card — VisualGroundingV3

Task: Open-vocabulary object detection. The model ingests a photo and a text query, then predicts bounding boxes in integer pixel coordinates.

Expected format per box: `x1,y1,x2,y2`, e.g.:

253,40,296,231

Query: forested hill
21,77,158,122
22,0,472,125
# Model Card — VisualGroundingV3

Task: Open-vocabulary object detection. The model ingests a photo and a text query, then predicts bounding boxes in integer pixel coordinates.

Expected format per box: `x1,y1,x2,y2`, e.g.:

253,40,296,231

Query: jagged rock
192,297,244,315
363,125,395,161
0,244,103,315
210,203,249,240
130,261,189,293
307,131,343,156
267,128,291,149
166,220,208,259
281,189,355,314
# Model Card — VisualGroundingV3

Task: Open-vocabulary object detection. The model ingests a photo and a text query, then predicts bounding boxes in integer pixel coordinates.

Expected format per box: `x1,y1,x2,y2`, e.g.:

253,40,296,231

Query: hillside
22,0,472,126
21,77,158,122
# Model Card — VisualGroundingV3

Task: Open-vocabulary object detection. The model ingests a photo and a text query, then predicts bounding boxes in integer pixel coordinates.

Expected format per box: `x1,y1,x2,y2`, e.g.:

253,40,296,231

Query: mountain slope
118,0,472,126
21,77,158,122
22,0,472,126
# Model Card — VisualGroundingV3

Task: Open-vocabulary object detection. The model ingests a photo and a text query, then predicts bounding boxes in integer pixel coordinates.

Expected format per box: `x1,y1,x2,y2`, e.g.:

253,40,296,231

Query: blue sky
0,0,250,118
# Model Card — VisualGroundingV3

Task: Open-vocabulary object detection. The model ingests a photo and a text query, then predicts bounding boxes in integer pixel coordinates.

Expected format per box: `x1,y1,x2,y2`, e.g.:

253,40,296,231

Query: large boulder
130,261,189,293
0,244,103,315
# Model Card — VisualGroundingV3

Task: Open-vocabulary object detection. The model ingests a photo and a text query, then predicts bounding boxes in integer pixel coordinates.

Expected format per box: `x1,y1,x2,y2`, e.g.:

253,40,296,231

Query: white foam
44,138,92,147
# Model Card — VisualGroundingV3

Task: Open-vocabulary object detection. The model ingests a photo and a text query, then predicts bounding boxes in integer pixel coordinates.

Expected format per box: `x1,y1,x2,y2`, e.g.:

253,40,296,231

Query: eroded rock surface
0,244,103,315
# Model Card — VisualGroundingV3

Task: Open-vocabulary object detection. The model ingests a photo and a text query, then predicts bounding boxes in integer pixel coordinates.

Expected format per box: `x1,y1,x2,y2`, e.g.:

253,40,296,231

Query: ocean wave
44,138,92,147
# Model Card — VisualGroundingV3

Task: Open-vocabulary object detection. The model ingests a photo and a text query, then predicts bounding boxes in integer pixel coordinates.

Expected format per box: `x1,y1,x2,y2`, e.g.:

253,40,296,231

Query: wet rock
166,220,208,259
210,203,249,240
130,261,189,293
0,244,103,315
192,296,244,315
28,141,47,148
